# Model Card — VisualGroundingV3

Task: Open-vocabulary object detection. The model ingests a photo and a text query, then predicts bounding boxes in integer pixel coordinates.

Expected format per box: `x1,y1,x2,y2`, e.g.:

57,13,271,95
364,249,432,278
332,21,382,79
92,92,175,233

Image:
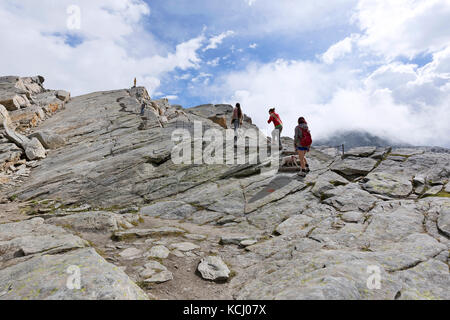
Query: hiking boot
297,170,306,177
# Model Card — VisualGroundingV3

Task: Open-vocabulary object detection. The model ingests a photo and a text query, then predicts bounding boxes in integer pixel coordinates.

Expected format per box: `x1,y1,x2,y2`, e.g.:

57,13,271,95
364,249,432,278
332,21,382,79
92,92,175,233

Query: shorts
296,146,310,151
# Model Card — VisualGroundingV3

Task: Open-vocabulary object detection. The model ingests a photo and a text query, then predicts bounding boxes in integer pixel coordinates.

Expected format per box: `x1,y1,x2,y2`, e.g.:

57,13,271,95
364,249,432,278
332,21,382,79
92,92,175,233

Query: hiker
268,108,283,150
133,77,137,88
294,117,312,177
231,103,243,145
140,102,146,116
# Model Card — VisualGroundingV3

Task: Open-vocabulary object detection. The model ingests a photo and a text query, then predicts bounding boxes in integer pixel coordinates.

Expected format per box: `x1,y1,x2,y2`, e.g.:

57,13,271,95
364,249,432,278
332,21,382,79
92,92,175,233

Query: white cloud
238,0,358,35
322,35,357,64
207,57,221,67
249,43,258,49
353,0,450,59
175,73,192,80
203,30,235,51
162,95,179,100
200,0,450,147
206,52,450,147
0,0,205,96
191,72,213,84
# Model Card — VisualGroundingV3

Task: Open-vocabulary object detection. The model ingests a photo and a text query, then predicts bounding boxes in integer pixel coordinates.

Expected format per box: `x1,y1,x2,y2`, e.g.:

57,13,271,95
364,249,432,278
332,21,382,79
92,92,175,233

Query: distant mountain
314,130,410,149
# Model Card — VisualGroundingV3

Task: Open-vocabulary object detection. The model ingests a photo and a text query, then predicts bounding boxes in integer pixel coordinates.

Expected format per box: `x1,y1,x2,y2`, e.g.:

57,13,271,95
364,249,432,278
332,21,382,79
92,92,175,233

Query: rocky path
0,77,449,300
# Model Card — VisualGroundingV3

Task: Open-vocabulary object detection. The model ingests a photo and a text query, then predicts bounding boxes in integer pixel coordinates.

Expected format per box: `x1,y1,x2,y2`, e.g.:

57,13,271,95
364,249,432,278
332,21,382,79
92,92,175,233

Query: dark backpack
300,127,312,147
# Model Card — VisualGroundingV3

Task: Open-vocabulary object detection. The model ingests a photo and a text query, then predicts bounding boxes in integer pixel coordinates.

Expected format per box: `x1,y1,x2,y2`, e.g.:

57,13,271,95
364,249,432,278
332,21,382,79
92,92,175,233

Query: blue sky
138,0,360,107
0,0,449,147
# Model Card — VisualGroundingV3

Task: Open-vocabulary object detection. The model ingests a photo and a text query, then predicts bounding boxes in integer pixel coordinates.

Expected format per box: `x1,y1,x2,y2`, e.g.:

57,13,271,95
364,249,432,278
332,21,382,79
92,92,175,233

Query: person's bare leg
296,150,302,167
298,150,306,170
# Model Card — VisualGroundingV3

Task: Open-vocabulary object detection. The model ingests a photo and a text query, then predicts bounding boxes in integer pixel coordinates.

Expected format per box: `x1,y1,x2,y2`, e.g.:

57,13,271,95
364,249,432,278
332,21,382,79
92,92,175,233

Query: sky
0,0,449,147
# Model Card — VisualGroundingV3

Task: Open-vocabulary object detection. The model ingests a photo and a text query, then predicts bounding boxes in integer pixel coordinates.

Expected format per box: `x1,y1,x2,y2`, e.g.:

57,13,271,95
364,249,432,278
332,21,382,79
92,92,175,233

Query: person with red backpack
268,108,283,150
294,117,312,177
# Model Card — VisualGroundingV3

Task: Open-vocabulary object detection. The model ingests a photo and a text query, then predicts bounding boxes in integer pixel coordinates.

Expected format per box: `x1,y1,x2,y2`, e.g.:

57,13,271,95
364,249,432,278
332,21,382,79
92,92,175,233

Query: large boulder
9,105,45,128
23,137,46,160
0,94,30,111
56,90,71,103
0,218,88,262
197,256,230,282
30,131,66,149
343,146,377,158
331,157,378,179
0,248,149,300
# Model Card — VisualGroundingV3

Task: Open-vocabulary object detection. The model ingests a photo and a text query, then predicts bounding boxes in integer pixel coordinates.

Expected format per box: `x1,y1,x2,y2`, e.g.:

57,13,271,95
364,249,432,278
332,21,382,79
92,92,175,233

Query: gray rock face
323,183,379,212
275,215,313,235
362,172,413,198
9,88,206,206
48,211,139,233
437,207,450,237
396,259,450,300
198,256,230,282
331,157,378,178
0,217,148,300
141,201,196,219
344,146,377,158
311,171,348,197
0,248,149,300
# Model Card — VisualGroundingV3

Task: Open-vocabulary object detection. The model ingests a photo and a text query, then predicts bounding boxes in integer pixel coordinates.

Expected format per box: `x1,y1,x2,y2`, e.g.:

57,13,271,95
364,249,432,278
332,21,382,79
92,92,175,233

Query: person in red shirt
268,108,283,150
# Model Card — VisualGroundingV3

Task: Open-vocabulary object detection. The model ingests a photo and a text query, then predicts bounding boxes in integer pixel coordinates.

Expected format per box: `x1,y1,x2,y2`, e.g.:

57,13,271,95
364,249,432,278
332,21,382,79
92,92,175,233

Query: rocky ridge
0,76,449,300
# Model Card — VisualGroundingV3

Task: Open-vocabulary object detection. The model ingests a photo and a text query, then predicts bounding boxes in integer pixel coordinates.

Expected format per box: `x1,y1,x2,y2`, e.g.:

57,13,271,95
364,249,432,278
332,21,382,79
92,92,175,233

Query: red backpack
300,127,312,147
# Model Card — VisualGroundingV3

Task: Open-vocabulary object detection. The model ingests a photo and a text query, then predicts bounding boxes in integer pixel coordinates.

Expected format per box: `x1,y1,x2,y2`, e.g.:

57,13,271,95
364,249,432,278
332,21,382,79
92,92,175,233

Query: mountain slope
0,76,449,300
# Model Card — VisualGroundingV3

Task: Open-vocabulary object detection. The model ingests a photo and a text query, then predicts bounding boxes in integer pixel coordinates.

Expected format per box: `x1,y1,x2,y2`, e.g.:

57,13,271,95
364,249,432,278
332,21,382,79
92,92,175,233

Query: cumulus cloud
353,0,450,59
207,57,450,147
204,0,450,147
322,35,358,64
0,0,205,96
